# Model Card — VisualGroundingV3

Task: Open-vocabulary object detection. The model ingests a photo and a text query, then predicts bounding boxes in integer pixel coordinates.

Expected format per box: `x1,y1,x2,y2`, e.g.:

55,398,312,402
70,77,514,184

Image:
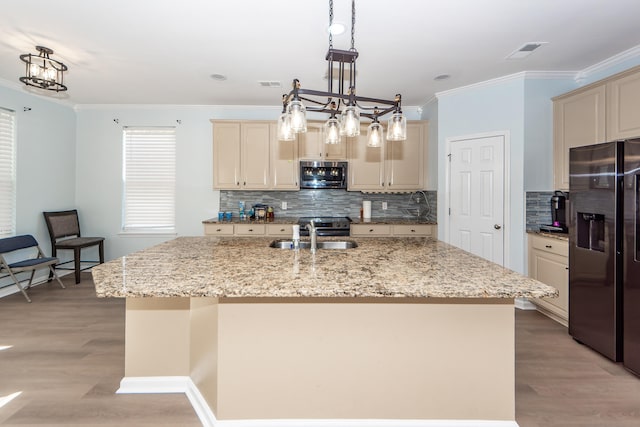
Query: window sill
118,231,177,238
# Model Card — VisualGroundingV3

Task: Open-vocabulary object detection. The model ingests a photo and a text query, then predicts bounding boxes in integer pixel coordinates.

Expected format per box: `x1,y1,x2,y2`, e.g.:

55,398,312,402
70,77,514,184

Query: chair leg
49,265,65,289
27,270,35,289
8,270,31,303
74,248,81,284
99,241,104,264
48,247,57,282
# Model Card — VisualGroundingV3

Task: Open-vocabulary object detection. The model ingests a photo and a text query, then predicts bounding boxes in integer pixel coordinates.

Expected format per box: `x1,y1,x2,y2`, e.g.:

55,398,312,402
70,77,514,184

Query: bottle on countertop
292,224,300,250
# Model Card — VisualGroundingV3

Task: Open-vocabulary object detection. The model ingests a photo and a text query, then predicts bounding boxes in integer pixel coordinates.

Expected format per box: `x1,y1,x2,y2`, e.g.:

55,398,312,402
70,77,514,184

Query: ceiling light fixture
277,0,406,146
19,46,67,92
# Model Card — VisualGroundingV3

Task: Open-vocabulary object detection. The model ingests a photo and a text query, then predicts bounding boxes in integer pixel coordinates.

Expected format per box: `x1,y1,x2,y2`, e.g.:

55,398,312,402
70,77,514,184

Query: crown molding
435,71,577,99
576,44,640,83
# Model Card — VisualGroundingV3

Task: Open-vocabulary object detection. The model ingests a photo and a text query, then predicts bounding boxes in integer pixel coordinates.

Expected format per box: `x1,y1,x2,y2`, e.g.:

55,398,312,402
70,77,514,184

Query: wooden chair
43,210,105,284
0,234,65,302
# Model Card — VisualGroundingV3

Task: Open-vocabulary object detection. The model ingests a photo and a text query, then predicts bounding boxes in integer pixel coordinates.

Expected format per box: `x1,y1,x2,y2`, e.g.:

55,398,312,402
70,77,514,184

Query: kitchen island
92,236,556,427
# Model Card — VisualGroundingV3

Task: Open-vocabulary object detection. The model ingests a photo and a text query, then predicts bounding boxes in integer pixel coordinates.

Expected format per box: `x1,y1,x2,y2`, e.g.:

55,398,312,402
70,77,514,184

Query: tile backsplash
220,190,437,222
525,191,554,231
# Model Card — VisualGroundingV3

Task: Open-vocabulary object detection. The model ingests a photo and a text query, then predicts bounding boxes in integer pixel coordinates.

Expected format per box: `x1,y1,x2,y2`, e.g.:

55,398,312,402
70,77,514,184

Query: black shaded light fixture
19,46,68,92
277,0,406,147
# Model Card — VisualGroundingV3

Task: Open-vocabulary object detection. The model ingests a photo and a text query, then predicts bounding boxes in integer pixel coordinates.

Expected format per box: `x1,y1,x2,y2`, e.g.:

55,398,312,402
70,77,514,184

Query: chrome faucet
306,220,317,254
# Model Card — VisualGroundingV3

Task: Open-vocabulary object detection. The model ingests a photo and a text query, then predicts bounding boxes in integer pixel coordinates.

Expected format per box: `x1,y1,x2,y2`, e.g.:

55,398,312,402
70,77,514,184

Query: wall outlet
382,201,388,210
281,201,287,210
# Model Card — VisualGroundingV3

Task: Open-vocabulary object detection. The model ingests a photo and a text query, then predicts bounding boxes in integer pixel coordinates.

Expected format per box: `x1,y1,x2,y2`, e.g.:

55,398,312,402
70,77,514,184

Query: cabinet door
347,129,385,191
392,224,434,237
553,85,606,191
531,250,569,317
386,121,426,190
270,124,299,189
235,224,266,235
266,223,294,236
298,122,346,160
203,223,234,235
298,122,325,160
607,69,640,140
350,224,392,236
213,122,241,189
241,123,270,189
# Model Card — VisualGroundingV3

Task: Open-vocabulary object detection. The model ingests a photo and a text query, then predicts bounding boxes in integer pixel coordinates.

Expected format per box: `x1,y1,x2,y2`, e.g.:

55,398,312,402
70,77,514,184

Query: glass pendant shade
340,105,360,137
367,121,384,147
277,112,295,141
324,117,341,144
387,112,407,141
288,100,307,133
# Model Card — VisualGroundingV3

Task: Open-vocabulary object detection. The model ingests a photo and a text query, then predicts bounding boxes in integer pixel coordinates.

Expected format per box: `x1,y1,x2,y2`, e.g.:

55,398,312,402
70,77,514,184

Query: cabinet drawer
204,223,234,235
267,224,294,236
530,234,568,257
393,224,433,237
235,224,266,235
350,224,392,236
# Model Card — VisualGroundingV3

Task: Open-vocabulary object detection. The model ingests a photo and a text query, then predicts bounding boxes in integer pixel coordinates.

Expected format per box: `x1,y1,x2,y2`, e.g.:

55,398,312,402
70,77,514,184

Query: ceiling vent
506,42,548,60
259,81,281,88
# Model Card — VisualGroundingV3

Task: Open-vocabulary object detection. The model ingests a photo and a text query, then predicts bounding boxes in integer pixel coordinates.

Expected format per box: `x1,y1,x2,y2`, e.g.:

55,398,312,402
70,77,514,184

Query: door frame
444,131,511,268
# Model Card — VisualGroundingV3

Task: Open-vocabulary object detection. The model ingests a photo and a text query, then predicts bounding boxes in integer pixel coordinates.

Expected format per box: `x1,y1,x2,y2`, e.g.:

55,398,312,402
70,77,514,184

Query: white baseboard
514,297,536,310
117,376,519,427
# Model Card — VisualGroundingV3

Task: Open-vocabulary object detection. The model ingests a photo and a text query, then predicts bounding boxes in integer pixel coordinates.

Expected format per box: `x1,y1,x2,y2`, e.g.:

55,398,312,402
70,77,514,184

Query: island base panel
124,297,515,422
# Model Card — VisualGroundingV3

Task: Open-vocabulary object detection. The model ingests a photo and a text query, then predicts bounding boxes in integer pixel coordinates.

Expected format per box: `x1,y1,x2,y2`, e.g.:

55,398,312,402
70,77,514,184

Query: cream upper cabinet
528,234,569,325
347,120,427,192
386,121,426,191
347,126,385,191
212,121,270,190
606,68,640,140
213,122,242,189
553,85,606,191
270,124,299,189
298,122,347,160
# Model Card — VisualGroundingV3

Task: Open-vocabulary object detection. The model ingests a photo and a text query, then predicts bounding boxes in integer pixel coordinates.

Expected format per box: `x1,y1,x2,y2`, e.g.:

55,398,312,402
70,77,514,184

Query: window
0,108,16,237
122,127,176,232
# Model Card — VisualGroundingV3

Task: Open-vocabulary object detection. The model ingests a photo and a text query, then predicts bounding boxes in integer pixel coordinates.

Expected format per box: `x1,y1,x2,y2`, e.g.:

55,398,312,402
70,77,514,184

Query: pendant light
278,0,406,145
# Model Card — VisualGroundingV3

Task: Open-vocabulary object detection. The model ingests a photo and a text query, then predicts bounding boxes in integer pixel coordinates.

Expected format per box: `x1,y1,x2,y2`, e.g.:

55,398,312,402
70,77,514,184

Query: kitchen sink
269,239,358,250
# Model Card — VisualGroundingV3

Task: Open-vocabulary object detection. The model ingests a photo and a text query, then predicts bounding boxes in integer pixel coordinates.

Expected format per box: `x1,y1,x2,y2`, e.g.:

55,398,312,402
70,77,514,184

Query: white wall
420,98,438,190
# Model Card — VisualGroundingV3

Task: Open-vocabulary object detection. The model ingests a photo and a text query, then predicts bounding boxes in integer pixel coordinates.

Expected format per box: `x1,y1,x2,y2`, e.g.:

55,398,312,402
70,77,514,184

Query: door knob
494,224,502,230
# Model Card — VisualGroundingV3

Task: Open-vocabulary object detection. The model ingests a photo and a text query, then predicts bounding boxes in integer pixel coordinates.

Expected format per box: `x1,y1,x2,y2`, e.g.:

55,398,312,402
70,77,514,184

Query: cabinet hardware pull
545,245,552,248
216,228,221,232
280,228,285,232
411,229,416,232
248,229,253,232
369,229,374,232
566,267,569,270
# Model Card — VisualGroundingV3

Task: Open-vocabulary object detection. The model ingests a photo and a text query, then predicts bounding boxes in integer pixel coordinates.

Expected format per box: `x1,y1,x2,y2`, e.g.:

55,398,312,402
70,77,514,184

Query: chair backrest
0,234,38,255
43,210,81,241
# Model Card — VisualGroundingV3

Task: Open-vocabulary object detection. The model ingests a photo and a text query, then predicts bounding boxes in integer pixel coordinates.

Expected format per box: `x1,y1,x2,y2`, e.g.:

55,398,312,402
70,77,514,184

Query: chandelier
19,46,68,92
277,0,406,148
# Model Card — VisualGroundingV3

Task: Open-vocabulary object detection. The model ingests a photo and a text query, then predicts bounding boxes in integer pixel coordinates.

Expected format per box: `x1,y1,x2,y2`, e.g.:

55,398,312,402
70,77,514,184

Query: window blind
0,108,16,237
122,127,176,232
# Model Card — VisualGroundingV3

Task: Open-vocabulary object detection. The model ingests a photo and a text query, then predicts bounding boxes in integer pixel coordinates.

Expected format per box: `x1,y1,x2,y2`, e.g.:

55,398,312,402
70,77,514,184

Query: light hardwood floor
1,273,640,426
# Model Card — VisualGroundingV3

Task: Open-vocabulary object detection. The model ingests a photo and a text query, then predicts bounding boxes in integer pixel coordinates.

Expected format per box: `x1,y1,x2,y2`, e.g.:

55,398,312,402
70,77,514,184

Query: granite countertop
527,230,569,241
92,236,556,300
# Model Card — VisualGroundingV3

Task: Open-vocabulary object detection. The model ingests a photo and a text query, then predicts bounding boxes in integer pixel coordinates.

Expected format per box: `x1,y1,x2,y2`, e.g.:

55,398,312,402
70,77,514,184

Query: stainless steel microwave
300,161,348,189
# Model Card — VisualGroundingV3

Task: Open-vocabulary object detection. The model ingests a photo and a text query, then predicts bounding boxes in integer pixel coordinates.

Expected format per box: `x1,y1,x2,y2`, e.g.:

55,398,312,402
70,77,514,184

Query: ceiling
1,0,639,107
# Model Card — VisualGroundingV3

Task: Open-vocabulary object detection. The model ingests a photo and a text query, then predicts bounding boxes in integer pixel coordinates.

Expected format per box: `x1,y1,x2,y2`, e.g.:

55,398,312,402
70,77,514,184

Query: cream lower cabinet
204,223,295,237
212,121,271,190
351,223,434,237
348,121,427,192
528,234,569,326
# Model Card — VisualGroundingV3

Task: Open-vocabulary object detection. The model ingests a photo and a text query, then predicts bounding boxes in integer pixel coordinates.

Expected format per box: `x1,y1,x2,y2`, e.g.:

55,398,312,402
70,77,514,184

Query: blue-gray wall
0,83,76,291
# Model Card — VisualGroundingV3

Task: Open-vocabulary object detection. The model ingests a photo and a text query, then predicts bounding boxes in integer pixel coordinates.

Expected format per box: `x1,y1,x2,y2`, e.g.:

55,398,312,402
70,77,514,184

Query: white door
449,135,504,265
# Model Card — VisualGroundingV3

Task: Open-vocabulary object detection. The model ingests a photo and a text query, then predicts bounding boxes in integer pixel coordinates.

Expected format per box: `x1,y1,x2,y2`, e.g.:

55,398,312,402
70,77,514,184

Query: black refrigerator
569,138,640,375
